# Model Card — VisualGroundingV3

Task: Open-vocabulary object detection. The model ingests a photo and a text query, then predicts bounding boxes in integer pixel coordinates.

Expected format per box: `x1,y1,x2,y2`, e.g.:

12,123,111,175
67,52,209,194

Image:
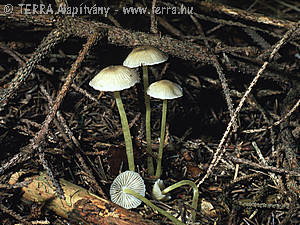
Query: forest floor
0,0,299,224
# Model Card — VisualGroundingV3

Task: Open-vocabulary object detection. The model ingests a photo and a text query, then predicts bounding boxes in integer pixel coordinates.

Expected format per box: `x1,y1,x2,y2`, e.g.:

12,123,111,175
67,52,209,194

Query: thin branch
197,21,300,187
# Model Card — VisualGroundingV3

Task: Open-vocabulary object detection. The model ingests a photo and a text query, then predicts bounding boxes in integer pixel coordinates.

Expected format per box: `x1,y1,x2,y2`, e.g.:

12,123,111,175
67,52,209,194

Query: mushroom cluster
89,46,196,224
123,46,168,176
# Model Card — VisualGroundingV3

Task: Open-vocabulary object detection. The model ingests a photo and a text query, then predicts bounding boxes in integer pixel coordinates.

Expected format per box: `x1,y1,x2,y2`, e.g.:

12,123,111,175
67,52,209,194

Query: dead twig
197,21,300,187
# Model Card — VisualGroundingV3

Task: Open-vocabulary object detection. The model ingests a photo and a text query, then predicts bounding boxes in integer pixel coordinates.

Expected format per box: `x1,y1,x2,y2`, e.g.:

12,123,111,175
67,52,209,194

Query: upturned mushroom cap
147,80,183,100
123,46,168,68
89,65,139,92
110,171,146,209
152,179,171,201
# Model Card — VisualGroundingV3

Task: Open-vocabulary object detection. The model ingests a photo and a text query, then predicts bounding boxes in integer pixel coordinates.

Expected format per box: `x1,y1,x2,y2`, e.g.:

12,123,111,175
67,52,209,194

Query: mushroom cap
123,46,168,68
110,171,146,209
152,179,171,201
89,65,139,92
147,80,183,100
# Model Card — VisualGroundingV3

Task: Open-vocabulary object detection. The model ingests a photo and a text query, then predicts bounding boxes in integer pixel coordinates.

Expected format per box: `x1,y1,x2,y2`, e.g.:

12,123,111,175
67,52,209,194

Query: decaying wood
10,172,156,225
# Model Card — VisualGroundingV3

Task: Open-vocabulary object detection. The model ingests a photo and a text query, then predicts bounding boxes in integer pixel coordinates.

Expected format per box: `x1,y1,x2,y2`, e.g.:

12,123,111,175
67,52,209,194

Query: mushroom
110,171,185,225
123,46,168,176
152,179,171,201
147,80,183,178
89,65,139,171
110,170,146,209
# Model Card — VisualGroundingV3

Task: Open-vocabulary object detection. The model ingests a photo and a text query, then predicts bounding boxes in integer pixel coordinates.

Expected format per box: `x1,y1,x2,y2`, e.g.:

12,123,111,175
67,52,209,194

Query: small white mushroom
110,171,146,209
110,172,186,225
147,80,183,178
147,80,183,100
123,46,168,68
89,66,139,171
123,46,168,176
89,65,139,92
152,179,171,201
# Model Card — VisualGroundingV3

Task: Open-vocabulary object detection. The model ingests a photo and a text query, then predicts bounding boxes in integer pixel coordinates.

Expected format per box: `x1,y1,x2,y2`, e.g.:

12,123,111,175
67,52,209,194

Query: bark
16,172,156,225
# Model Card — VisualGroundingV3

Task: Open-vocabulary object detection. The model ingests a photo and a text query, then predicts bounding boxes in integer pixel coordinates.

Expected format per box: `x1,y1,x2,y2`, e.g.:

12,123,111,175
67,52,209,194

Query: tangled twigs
279,86,300,200
191,17,238,132
38,146,65,200
0,203,31,225
30,30,101,152
0,29,101,175
42,84,107,198
242,98,300,134
0,28,68,109
0,5,214,64
227,155,300,177
197,21,300,187
0,152,31,175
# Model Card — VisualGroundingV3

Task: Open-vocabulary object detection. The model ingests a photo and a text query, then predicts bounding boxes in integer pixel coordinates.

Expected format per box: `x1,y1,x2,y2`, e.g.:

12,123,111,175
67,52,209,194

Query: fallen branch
10,171,156,225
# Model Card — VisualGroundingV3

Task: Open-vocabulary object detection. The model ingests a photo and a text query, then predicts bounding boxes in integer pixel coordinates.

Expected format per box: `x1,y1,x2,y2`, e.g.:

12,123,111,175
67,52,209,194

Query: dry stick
19,172,157,225
31,31,100,151
29,87,66,200
1,4,299,66
71,83,99,103
189,14,238,132
235,201,290,210
0,6,214,64
0,152,31,175
227,155,300,177
0,28,67,109
198,1,296,29
252,141,279,185
107,26,213,64
29,32,100,196
56,111,107,198
0,31,101,176
38,146,65,200
40,85,107,198
8,3,290,83
163,1,295,46
150,0,158,34
242,99,300,133
0,43,53,75
190,2,300,50
197,22,300,187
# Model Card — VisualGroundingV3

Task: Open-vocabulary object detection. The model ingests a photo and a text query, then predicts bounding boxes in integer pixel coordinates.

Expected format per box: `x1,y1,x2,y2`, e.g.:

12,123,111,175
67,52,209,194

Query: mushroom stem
123,188,185,225
161,180,199,222
155,99,167,178
143,65,154,176
114,91,135,171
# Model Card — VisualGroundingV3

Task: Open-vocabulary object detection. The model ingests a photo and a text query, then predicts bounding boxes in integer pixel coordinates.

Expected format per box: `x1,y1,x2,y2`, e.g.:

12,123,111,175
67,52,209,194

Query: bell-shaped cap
147,80,183,100
152,179,171,201
89,65,139,92
110,171,146,209
123,46,168,68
